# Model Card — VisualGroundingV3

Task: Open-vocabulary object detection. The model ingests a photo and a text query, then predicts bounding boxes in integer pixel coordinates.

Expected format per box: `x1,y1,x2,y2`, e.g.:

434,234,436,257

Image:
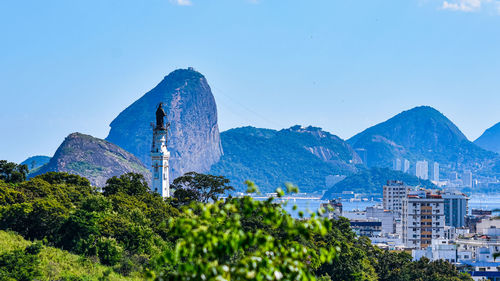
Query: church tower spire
151,103,170,198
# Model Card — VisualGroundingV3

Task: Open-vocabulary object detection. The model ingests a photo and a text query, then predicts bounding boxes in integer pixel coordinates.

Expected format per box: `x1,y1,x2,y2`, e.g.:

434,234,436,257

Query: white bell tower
151,103,170,198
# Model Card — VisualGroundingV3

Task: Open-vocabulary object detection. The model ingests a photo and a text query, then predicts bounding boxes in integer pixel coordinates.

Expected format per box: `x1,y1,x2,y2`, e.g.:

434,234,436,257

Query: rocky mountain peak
32,132,151,187
106,68,223,181
347,106,497,174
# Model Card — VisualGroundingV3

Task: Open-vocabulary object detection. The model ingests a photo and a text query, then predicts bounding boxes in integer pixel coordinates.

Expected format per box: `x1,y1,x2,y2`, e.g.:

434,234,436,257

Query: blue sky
1,0,500,163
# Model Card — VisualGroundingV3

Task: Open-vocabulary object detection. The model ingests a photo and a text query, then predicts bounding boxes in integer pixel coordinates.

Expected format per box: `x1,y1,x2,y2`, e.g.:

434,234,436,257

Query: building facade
366,206,396,235
402,192,445,249
416,160,429,180
403,159,410,173
463,170,473,188
431,162,440,182
393,158,402,171
441,191,468,228
383,181,409,217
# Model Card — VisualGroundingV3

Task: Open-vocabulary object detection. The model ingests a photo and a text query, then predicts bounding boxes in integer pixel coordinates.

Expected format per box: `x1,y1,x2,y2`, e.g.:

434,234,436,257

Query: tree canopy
0,166,473,281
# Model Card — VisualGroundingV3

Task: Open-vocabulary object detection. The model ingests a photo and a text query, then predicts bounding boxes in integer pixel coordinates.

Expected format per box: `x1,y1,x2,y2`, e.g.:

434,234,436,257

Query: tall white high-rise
415,160,429,180
383,180,409,218
462,170,473,188
151,103,171,198
403,159,410,173
430,162,440,182
393,158,402,171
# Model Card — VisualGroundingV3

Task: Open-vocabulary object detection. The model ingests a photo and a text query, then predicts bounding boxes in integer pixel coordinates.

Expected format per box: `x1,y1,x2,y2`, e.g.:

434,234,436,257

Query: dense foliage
170,171,234,206
0,160,28,184
0,242,43,281
0,167,471,280
322,167,437,199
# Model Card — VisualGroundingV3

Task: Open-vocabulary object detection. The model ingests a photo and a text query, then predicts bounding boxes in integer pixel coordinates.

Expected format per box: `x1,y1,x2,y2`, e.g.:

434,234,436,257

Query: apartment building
383,180,409,217
402,191,445,249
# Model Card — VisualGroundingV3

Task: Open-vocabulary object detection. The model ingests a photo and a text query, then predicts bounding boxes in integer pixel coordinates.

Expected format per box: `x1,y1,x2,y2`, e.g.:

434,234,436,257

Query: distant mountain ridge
322,167,437,199
21,156,50,171
106,68,222,181
210,125,361,193
32,133,151,187
347,106,498,177
475,122,500,154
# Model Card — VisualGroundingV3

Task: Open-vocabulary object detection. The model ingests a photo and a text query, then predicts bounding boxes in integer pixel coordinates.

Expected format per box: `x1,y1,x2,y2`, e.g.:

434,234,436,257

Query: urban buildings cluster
323,180,500,280
392,158,476,188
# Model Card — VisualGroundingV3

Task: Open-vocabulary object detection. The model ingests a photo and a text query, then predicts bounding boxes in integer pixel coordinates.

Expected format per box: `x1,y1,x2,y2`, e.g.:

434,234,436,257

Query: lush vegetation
322,167,437,199
0,160,471,280
0,231,142,281
210,126,359,193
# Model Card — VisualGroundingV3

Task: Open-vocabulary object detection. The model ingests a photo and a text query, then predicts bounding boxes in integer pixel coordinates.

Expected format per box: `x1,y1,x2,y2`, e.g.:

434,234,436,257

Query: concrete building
476,218,500,236
402,191,445,249
393,158,402,171
383,181,409,217
415,160,429,180
366,206,396,235
321,199,343,219
441,191,468,228
430,162,440,182
413,239,458,263
403,159,410,173
456,237,500,262
463,170,473,188
350,220,382,238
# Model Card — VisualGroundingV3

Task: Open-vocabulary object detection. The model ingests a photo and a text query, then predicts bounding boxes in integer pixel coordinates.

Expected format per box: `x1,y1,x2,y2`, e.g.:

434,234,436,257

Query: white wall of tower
151,129,170,198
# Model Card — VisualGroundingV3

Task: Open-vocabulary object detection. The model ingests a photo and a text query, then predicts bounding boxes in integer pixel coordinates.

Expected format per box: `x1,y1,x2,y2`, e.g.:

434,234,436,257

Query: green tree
57,208,101,252
0,160,28,184
96,237,123,266
400,258,472,281
171,172,234,206
0,198,68,240
0,242,43,281
34,172,91,187
372,250,412,281
103,173,150,197
0,181,26,205
314,218,378,281
147,185,336,281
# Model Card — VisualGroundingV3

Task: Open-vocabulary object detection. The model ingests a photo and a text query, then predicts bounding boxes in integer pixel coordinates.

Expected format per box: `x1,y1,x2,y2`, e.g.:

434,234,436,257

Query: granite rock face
106,68,222,181
32,133,151,187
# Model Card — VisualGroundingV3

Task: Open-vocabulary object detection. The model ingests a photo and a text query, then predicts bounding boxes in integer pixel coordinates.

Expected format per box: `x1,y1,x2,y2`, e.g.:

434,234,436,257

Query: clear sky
1,0,500,163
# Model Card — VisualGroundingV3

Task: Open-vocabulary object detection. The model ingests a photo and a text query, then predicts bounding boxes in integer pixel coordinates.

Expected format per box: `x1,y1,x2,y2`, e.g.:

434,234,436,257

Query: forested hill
348,106,498,177
210,125,361,193
322,167,437,200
